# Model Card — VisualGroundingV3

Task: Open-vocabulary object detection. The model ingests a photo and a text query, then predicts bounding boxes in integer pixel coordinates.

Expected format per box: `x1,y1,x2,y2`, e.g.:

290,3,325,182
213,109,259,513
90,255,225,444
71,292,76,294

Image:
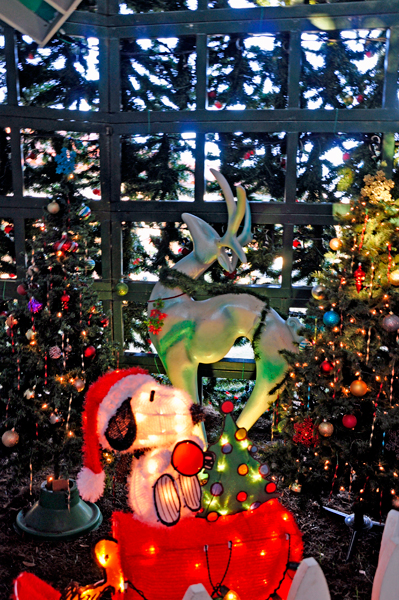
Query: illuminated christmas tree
198,400,279,521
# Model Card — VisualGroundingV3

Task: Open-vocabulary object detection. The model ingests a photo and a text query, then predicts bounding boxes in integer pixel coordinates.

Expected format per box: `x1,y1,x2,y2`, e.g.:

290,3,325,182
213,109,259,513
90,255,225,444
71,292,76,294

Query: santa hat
77,367,149,503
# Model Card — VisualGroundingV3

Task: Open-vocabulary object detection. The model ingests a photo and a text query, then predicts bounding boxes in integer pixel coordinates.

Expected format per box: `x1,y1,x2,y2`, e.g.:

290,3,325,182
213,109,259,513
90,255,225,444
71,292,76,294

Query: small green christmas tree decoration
198,400,279,522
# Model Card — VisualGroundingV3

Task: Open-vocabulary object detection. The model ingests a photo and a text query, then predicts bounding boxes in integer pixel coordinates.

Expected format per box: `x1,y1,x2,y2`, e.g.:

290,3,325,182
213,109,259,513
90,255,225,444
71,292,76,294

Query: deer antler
210,168,252,268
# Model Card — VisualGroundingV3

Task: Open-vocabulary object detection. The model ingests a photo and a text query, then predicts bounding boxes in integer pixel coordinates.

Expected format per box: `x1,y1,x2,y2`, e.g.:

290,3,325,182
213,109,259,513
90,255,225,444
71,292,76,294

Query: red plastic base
113,499,303,600
13,573,61,600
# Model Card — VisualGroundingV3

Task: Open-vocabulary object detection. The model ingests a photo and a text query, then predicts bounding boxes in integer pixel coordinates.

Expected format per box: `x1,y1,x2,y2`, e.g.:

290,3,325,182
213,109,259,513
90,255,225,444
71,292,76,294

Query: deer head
182,169,252,273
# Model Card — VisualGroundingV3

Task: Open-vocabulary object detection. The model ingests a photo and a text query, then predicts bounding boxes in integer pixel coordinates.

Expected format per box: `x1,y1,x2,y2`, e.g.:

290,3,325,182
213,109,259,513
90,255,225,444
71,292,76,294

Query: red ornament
357,94,364,103
207,90,216,99
28,53,35,60
100,315,109,327
354,263,366,293
179,247,190,257
93,188,101,196
342,414,357,429
343,151,350,161
4,224,14,235
236,491,248,502
17,284,27,296
365,50,372,58
84,346,96,359
221,400,234,414
171,440,204,476
27,151,37,160
292,239,301,249
223,269,237,280
265,482,277,494
320,360,334,374
61,291,70,309
54,233,77,253
214,100,223,109
293,417,318,447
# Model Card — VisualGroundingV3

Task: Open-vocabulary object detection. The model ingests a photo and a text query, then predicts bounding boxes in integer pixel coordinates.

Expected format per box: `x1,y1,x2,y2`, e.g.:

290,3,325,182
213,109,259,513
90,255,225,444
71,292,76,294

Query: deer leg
237,309,297,431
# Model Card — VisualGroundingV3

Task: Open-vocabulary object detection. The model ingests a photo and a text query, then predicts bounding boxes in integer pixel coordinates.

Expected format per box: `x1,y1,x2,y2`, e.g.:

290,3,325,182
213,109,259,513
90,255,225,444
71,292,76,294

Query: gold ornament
318,421,334,437
47,201,60,214
329,238,343,251
350,379,368,397
25,329,35,341
2,429,19,447
73,378,86,392
389,269,399,286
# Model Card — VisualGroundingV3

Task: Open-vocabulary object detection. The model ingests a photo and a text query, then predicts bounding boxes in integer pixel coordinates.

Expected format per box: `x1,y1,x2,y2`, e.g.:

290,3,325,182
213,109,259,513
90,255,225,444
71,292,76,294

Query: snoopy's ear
105,398,137,451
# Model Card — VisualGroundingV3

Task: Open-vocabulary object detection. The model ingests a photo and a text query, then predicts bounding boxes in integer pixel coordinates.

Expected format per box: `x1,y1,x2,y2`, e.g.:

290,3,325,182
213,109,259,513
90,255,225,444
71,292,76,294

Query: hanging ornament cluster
293,417,318,447
354,263,366,293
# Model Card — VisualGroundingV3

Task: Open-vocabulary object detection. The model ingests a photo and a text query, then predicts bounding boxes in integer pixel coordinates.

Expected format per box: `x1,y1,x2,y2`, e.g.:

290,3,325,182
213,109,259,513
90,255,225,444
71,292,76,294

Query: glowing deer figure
148,169,302,434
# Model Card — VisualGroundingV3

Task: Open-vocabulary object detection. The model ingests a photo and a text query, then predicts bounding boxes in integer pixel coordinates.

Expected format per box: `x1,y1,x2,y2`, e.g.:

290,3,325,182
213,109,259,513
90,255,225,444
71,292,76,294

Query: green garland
158,268,271,305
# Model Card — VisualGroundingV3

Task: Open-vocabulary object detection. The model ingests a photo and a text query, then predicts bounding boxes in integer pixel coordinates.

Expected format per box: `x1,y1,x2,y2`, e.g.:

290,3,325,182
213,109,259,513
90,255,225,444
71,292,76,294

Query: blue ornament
323,310,340,327
78,204,91,219
55,148,76,175
85,258,96,270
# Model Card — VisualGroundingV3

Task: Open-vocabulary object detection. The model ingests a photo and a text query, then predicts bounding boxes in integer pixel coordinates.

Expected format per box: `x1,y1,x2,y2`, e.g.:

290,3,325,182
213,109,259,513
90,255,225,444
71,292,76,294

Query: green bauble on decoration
115,281,128,296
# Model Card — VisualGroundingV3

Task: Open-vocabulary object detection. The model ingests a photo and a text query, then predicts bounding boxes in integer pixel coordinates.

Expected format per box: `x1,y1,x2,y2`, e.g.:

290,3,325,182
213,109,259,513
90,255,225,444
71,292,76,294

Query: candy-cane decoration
44,351,48,387
390,359,395,406
29,451,33,498
329,454,339,500
62,331,66,371
17,357,20,391
358,210,368,250
369,383,383,447
66,393,73,433
368,260,375,298
387,243,393,281
366,327,372,364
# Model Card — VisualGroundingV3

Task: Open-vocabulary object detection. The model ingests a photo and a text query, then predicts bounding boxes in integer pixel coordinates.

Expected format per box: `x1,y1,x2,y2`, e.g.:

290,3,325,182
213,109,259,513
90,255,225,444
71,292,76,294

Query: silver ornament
311,284,326,301
382,314,399,333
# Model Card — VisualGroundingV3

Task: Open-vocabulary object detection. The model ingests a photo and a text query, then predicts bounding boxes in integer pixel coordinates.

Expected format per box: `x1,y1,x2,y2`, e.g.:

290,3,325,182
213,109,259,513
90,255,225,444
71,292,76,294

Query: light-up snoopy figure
77,367,208,527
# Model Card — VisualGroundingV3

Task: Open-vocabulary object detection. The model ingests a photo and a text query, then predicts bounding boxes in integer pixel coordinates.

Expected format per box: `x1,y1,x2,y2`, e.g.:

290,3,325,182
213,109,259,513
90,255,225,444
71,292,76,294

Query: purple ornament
28,297,43,314
210,482,224,497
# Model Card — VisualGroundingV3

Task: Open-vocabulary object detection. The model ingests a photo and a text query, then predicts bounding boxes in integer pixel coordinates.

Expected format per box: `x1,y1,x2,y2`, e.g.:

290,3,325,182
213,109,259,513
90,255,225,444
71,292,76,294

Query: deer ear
182,213,220,264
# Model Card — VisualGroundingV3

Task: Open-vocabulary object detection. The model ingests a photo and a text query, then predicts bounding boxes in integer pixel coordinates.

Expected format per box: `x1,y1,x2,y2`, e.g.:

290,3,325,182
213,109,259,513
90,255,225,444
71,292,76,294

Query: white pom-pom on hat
77,467,105,503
